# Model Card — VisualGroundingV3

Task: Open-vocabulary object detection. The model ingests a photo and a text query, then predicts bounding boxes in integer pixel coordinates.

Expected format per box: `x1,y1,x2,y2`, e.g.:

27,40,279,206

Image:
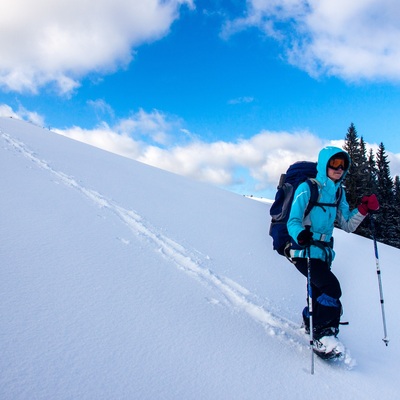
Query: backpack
269,161,342,256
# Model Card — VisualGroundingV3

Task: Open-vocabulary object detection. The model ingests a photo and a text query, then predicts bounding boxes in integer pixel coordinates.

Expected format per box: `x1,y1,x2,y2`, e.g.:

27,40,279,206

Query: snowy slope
1,117,399,400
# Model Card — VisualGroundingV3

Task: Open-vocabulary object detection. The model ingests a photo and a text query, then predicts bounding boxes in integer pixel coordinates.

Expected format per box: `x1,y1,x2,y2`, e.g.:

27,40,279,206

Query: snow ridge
2,130,353,369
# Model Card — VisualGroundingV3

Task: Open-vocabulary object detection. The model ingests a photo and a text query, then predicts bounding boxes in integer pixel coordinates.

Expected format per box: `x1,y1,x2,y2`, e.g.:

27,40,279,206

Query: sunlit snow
1,117,399,400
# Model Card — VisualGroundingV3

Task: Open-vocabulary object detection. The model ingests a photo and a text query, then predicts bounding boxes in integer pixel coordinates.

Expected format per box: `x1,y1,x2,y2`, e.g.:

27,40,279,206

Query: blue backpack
269,161,342,256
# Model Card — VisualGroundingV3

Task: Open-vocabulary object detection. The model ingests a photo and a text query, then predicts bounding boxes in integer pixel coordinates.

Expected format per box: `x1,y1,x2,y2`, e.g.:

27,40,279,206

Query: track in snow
2,131,355,369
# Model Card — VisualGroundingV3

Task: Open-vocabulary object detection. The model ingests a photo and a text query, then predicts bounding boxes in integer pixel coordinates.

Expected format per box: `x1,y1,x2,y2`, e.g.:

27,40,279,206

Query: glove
297,229,313,247
358,194,380,216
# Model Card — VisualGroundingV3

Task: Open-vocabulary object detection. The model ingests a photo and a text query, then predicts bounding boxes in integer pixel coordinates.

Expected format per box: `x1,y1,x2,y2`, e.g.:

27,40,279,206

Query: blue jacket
287,146,365,262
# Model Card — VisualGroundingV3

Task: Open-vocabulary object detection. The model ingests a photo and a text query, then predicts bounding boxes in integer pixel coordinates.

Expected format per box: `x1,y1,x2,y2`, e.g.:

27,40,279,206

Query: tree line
342,123,400,248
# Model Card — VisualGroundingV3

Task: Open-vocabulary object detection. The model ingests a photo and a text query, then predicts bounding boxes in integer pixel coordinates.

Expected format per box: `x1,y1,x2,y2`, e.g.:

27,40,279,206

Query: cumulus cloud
224,0,400,82
56,124,144,159
390,152,400,179
3,103,399,196
54,108,182,156
0,0,193,94
87,99,115,119
54,120,400,195
114,108,181,146
54,108,330,193
0,103,45,126
136,130,326,189
0,104,20,119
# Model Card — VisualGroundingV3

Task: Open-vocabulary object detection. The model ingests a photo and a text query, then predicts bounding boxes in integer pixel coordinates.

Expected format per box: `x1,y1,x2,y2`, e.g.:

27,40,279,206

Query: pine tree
355,138,374,238
341,125,399,248
358,137,370,194
343,123,362,208
394,176,400,212
375,142,395,244
366,148,378,194
393,176,400,247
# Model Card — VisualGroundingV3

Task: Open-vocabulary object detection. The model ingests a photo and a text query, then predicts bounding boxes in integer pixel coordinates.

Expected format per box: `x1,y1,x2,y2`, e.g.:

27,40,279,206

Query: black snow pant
293,257,342,338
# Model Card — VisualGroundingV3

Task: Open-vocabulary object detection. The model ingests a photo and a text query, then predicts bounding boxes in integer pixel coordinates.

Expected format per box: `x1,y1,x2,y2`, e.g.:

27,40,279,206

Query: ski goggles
328,158,346,170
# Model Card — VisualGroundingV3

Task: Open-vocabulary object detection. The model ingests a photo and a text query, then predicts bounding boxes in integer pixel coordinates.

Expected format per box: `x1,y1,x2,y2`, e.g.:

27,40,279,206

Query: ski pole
369,215,389,346
306,245,315,374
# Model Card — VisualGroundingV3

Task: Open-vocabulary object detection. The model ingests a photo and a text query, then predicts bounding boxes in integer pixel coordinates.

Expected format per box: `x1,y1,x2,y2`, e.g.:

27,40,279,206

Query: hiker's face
327,166,344,182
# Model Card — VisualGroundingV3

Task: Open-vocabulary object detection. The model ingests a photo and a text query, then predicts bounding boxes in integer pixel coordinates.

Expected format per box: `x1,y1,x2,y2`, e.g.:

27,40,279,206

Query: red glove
358,194,380,216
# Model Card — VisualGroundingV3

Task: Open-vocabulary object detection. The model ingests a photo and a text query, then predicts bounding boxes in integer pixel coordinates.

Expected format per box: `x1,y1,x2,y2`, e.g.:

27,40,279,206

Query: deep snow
1,117,399,400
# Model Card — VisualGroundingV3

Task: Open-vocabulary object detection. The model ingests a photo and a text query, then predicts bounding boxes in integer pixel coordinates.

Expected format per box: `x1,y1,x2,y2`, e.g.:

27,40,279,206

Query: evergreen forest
342,123,400,249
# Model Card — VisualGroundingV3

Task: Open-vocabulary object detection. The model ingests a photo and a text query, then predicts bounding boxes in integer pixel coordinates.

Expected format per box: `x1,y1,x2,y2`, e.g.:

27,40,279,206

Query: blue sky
1,0,400,197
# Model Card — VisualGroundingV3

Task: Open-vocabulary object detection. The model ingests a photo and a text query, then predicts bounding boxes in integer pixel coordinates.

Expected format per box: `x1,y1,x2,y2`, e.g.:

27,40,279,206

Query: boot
313,326,343,359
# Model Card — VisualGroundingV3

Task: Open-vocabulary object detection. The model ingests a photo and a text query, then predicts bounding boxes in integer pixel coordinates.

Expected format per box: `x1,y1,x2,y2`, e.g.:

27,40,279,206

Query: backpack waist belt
312,232,331,242
313,238,333,248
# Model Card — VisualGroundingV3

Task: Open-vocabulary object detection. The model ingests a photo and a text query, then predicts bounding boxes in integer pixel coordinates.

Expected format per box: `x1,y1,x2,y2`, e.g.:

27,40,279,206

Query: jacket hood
317,146,350,184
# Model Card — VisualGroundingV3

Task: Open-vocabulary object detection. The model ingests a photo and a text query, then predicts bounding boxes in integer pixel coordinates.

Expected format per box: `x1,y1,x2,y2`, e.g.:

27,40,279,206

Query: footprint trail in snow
2,131,355,369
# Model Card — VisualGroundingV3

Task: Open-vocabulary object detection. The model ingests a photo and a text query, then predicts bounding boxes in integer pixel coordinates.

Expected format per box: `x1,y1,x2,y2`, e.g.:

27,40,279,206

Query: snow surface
1,117,399,400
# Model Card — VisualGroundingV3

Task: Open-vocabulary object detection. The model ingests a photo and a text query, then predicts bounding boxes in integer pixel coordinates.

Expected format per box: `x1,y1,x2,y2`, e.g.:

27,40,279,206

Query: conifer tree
355,137,373,237
375,142,395,244
393,176,400,247
394,176,400,212
340,125,399,248
358,137,370,194
366,148,378,194
343,123,362,208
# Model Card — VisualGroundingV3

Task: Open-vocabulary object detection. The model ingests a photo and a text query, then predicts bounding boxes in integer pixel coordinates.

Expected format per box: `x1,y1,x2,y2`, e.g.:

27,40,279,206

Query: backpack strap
305,179,342,215
304,179,320,217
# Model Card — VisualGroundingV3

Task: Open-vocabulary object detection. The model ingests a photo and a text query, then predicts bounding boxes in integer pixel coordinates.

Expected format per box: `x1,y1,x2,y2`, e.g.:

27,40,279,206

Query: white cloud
56,124,143,159
387,151,400,179
225,0,400,82
0,105,20,119
87,99,115,119
56,113,328,193
57,121,400,195
0,0,193,94
115,108,179,146
0,103,45,126
3,103,399,195
54,107,188,154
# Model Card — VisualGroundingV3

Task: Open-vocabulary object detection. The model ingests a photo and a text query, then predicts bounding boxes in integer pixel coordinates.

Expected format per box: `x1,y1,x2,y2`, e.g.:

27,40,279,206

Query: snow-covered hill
1,117,399,400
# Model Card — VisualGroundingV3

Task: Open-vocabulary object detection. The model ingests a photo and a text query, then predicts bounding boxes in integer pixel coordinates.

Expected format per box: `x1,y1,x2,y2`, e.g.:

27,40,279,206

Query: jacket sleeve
287,182,311,245
336,191,365,233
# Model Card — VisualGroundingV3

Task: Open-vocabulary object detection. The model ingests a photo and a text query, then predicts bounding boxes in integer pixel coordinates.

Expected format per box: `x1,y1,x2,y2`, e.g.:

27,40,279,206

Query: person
287,146,379,357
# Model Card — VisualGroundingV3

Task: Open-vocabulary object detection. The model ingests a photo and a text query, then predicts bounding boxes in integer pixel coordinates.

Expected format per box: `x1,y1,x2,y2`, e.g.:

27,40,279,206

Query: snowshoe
313,335,344,360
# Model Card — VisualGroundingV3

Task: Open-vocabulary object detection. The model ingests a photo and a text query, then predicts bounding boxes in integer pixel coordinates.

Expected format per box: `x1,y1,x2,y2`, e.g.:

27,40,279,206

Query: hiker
287,146,379,356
